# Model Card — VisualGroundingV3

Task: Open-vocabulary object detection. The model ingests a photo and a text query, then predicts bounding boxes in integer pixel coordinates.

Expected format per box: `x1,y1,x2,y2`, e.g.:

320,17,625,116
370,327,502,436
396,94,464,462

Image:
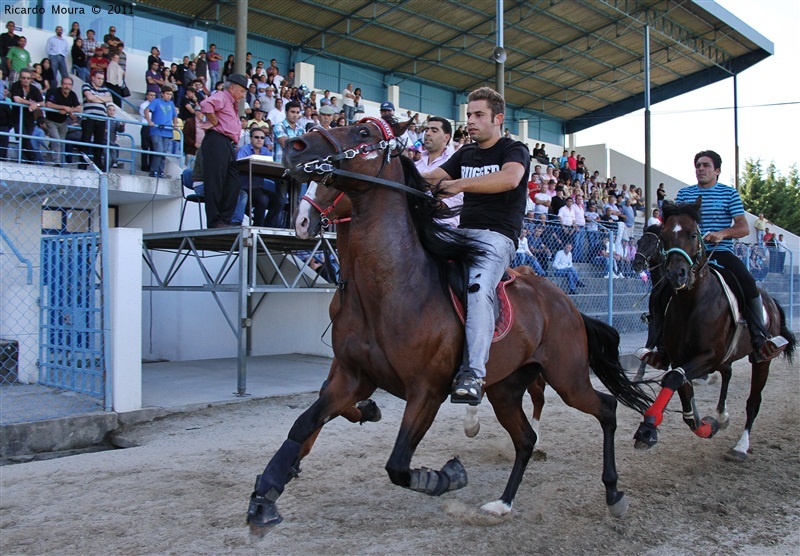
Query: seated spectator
71,37,90,82
89,44,110,73
512,228,546,276
30,62,48,93
233,127,283,227
647,208,662,227
40,58,56,92
619,238,637,278
552,243,584,294
247,107,270,131
750,248,767,283
266,97,284,127
593,236,622,278
528,224,554,271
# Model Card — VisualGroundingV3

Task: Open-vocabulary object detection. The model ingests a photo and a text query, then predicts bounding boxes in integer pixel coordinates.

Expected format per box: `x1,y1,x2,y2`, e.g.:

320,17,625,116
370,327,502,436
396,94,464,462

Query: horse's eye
359,128,370,138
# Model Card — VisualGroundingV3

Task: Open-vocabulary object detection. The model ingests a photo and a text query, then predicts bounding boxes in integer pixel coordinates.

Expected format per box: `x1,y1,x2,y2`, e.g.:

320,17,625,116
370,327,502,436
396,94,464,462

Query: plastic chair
179,167,204,230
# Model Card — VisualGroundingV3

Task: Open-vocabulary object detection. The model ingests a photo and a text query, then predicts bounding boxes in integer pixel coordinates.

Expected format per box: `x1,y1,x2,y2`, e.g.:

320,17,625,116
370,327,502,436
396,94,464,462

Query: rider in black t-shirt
423,87,530,404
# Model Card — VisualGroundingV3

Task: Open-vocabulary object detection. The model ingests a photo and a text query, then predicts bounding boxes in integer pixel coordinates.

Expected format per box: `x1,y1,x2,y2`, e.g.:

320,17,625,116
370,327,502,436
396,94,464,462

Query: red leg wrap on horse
643,387,674,427
694,420,714,438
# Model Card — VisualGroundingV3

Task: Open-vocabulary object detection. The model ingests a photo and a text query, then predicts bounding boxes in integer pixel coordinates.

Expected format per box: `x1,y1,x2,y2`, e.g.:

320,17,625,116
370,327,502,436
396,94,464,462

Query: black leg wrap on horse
661,368,686,391
247,477,283,526
356,399,382,424
409,457,468,496
255,439,302,497
633,416,659,449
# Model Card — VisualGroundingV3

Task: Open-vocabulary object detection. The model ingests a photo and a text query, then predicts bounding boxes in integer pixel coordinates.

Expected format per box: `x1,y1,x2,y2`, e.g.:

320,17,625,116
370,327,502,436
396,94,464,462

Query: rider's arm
705,214,748,243
438,161,525,195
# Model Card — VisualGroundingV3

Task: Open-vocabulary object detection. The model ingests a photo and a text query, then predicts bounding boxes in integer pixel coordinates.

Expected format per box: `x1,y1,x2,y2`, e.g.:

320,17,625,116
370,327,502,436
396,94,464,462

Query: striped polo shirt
81,83,110,116
675,182,744,253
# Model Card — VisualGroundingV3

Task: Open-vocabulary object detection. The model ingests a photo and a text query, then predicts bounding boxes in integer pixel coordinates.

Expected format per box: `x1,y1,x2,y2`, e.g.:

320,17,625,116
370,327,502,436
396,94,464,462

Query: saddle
448,268,517,342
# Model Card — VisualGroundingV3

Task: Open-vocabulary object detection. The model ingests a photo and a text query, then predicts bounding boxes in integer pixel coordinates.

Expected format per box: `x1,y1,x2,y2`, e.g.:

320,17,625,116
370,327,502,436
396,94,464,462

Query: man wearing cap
342,83,356,123
318,104,336,129
199,74,249,228
89,44,110,73
379,101,395,121
246,107,270,131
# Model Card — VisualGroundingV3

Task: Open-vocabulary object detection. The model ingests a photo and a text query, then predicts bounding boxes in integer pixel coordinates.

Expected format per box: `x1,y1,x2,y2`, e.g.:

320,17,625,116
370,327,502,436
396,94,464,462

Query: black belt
208,128,236,145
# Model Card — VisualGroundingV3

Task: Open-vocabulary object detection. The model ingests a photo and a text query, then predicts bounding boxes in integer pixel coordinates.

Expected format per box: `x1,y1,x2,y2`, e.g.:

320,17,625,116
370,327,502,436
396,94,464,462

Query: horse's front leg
247,371,375,531
386,393,467,496
676,381,720,439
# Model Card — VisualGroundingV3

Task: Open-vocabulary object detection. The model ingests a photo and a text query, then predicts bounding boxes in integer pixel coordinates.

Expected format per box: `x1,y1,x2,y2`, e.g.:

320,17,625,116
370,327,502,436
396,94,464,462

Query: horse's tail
581,313,654,414
774,300,797,364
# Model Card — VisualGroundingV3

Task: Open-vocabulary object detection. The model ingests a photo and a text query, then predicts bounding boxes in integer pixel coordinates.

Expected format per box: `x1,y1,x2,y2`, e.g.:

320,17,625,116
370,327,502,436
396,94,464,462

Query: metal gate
39,233,105,397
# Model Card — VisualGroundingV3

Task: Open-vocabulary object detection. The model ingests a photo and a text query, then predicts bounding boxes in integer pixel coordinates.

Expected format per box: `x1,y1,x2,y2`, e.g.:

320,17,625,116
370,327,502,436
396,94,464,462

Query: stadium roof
136,0,773,133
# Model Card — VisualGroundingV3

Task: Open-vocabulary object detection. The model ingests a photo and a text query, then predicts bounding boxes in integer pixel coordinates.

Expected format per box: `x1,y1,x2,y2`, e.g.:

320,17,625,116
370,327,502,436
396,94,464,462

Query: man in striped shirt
637,150,787,368
79,70,113,170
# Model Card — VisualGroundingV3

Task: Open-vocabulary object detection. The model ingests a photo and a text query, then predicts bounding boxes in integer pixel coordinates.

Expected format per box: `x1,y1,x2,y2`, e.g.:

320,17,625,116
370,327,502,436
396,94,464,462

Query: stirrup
751,335,789,363
451,371,484,406
635,347,669,370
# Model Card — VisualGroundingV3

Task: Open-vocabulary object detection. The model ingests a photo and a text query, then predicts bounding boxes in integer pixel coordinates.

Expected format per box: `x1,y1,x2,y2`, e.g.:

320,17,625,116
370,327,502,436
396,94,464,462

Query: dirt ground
1,357,798,556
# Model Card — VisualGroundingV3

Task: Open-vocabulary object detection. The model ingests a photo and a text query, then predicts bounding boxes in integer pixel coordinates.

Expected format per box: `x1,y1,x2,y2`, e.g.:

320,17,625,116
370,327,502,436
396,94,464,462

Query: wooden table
237,155,296,227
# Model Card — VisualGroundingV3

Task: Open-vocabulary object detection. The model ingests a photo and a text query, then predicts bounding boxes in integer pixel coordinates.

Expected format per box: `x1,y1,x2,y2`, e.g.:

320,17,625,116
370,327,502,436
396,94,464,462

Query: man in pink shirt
199,73,248,228
414,116,461,227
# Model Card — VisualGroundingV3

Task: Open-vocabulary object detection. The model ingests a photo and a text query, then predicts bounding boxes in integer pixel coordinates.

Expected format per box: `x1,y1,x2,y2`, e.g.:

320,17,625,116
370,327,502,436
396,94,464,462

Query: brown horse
633,199,796,459
246,117,653,531
294,182,548,443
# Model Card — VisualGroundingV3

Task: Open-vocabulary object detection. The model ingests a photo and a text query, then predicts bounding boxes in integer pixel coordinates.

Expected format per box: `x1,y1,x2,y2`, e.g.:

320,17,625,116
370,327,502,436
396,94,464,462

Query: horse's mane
643,223,662,235
661,201,701,224
398,155,485,267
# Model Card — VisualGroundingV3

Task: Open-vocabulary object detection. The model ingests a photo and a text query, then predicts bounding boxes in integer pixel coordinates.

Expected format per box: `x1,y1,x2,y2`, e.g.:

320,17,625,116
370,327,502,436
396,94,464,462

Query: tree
739,159,800,235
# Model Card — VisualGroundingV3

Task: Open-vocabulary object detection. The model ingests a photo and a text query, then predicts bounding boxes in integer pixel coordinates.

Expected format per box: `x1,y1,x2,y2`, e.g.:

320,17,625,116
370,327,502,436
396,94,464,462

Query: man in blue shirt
144,85,178,178
637,150,787,368
233,127,283,227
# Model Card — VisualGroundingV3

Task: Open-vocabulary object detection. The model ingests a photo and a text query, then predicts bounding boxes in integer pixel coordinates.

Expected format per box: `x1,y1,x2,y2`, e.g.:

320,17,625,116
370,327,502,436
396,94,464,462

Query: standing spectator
6,35,30,83
103,26,119,46
138,90,156,172
775,234,787,274
244,52,253,76
273,100,303,164
105,103,125,168
114,42,127,72
10,68,44,162
283,69,295,88
1,21,20,74
656,182,666,209
319,89,331,106
754,213,767,247
552,243,584,294
178,86,198,121
207,44,222,86
147,46,164,73
145,60,164,95
105,52,125,107
341,83,355,123
198,74,249,228
619,197,636,241
68,21,81,40
45,26,70,91
222,54,235,79
44,76,81,166
175,55,190,102
144,86,178,178
79,69,112,170
194,50,208,84
71,38,90,82
82,29,98,58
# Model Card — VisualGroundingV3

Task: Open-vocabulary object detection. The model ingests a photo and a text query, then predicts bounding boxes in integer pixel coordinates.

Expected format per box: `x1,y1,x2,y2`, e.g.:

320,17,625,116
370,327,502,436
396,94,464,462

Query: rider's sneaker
751,335,789,363
635,347,670,370
451,370,484,405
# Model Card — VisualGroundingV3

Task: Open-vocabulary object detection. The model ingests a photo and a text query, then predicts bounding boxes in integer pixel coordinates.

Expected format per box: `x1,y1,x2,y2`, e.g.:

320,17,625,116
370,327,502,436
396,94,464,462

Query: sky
574,0,800,186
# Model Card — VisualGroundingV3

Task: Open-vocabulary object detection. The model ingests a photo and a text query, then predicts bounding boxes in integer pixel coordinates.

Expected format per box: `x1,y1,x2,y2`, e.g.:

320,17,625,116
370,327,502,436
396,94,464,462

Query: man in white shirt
552,243,584,294
341,83,355,123
414,116,460,227
45,25,70,91
297,105,315,131
532,181,551,217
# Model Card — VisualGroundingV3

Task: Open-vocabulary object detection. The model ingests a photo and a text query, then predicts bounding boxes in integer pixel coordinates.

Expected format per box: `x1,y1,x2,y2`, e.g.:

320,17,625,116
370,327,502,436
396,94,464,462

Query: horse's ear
694,197,703,209
391,115,416,138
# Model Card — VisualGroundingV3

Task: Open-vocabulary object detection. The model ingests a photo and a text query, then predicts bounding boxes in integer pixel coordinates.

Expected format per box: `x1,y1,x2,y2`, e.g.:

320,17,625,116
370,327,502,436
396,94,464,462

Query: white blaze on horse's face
671,223,682,234
295,181,319,240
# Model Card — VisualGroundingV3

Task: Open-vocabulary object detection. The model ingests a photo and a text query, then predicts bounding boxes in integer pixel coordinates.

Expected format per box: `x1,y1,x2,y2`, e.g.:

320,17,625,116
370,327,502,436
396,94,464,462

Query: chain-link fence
1,165,109,425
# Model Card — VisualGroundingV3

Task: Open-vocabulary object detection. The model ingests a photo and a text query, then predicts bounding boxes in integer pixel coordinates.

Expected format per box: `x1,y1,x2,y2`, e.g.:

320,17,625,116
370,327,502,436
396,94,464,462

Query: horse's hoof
247,494,282,528
356,399,382,423
480,499,512,516
442,457,468,491
464,421,480,438
532,449,547,462
464,406,480,438
608,494,629,518
725,448,748,462
633,422,659,450
694,417,719,439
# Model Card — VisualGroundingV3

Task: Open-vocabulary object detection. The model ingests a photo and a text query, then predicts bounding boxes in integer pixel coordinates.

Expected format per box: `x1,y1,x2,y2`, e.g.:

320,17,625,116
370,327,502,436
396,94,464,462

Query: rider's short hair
694,150,722,170
467,87,505,119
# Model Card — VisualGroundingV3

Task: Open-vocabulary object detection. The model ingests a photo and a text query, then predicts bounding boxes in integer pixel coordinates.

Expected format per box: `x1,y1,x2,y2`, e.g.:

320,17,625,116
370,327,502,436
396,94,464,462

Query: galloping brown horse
294,182,548,442
246,117,653,531
633,200,796,458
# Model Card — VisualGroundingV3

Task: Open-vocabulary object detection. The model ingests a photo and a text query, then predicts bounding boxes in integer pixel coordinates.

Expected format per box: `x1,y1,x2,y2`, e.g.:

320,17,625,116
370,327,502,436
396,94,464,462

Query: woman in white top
105,52,125,107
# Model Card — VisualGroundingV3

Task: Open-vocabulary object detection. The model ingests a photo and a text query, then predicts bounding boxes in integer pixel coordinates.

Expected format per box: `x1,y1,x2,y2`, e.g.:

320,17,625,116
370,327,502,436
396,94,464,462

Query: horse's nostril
292,141,306,151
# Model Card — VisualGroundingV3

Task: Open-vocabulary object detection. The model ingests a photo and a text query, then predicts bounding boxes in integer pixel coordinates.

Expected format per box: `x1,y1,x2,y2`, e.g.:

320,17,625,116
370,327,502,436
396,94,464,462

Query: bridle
662,219,713,290
633,231,662,272
301,190,350,228
286,117,429,200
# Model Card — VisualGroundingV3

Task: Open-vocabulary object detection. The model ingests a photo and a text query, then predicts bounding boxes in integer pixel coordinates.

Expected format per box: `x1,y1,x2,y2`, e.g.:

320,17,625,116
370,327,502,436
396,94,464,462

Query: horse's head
284,116,413,195
660,198,706,291
294,181,353,239
632,224,662,274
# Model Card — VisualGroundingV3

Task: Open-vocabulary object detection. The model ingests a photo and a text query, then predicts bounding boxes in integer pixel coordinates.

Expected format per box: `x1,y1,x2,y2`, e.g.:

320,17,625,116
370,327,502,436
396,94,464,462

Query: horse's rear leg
730,361,771,461
530,375,545,449
247,372,374,530
385,394,466,496
480,377,537,516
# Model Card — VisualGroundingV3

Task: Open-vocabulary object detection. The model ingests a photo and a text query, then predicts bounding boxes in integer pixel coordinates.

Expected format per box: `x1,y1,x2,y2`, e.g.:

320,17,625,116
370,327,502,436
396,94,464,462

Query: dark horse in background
633,199,795,459
632,223,665,382
294,182,548,445
246,116,653,531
